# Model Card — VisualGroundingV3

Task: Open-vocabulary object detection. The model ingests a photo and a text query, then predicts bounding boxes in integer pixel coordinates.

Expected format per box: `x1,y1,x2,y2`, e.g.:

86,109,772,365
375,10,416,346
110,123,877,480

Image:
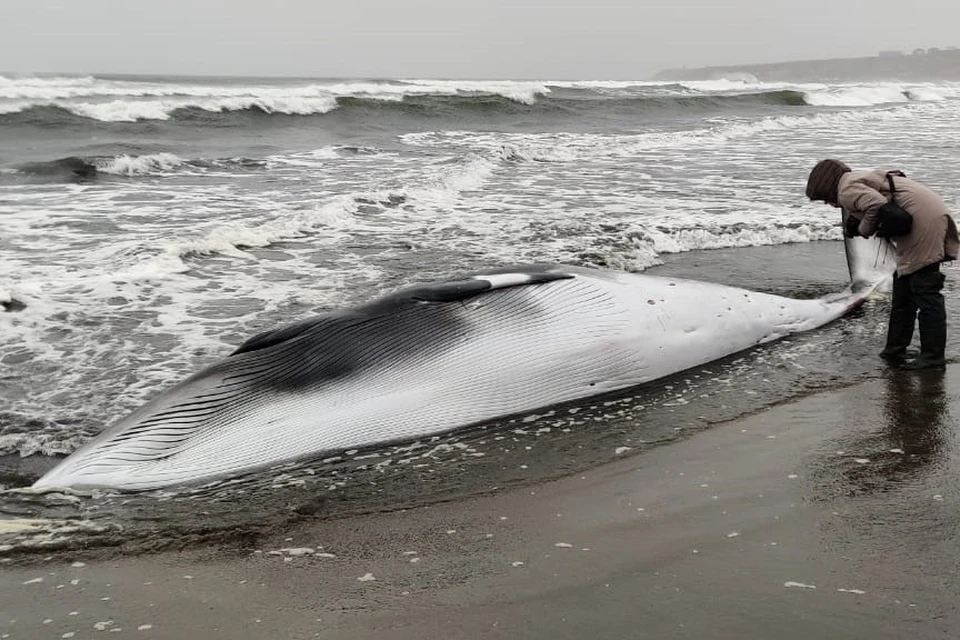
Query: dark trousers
882,263,947,363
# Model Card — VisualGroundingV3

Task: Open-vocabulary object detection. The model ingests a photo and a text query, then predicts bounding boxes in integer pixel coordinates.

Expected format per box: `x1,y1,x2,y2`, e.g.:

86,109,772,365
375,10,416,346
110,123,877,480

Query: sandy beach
5,10,960,638
3,364,957,639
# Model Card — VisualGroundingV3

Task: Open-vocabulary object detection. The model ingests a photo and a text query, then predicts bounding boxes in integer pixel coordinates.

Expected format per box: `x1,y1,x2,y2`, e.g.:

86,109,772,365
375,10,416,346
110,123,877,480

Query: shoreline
0,241,912,564
3,366,957,639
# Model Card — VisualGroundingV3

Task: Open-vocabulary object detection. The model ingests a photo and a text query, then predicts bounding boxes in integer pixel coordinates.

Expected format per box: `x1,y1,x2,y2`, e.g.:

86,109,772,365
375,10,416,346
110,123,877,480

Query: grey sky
3,0,959,79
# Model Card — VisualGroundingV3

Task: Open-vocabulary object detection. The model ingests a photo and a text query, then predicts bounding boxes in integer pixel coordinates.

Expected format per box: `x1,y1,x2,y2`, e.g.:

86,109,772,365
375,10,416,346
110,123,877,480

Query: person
806,159,959,370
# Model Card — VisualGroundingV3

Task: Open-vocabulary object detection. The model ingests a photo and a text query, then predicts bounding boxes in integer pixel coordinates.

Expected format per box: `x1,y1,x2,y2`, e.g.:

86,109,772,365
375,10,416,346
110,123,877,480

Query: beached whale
33,234,895,491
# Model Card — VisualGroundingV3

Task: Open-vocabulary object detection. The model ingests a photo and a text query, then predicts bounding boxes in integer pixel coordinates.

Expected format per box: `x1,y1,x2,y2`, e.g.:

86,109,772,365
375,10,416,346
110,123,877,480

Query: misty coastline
655,47,960,82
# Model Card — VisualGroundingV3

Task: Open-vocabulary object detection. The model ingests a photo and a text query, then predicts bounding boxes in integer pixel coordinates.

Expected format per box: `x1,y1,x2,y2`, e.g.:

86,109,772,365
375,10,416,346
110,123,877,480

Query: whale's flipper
842,210,897,293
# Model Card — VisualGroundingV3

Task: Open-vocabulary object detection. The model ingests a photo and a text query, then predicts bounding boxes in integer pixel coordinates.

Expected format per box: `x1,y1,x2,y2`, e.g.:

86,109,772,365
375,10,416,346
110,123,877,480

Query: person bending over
806,159,958,370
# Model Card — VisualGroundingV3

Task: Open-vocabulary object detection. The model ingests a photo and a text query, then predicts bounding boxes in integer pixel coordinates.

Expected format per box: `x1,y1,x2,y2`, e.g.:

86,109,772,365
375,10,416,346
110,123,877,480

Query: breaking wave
0,90,810,124
9,152,278,181
3,75,954,125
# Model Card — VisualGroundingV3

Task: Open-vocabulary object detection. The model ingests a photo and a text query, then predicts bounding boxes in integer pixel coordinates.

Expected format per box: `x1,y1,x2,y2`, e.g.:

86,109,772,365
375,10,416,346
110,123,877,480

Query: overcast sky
3,0,959,79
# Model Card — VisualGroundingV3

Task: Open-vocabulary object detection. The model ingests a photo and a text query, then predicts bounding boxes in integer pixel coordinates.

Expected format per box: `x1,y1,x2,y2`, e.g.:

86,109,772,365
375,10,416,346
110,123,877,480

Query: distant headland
655,48,960,82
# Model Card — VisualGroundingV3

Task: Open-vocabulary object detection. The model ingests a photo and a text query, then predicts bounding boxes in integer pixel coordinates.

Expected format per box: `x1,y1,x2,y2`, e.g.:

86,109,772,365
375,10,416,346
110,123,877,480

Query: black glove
843,215,862,239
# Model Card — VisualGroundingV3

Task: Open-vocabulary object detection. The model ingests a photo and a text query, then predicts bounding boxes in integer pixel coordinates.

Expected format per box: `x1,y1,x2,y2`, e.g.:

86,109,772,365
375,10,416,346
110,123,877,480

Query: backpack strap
886,170,906,199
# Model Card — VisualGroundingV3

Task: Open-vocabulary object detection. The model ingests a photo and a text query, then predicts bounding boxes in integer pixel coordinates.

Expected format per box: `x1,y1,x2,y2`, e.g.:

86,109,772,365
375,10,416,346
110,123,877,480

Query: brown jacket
839,169,959,275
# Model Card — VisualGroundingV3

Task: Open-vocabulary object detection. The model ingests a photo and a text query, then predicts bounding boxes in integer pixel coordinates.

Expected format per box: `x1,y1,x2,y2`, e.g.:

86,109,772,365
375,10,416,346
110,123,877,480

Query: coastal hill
654,48,960,82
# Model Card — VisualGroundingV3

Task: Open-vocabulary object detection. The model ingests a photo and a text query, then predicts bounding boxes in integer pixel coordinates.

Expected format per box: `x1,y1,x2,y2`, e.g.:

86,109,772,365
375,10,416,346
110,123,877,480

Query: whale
33,233,895,491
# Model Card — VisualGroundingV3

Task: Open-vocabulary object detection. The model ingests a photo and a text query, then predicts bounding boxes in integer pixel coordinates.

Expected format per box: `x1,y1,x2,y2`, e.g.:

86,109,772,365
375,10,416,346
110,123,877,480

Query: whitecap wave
803,85,911,107
498,143,578,163
91,201,356,285
0,75,553,103
678,77,773,92
801,83,960,107
402,101,947,159
401,79,549,104
103,155,494,281
0,76,554,120
96,152,185,175
265,147,342,168
3,76,958,122
646,223,838,254
61,95,341,122
903,87,951,102
572,222,840,273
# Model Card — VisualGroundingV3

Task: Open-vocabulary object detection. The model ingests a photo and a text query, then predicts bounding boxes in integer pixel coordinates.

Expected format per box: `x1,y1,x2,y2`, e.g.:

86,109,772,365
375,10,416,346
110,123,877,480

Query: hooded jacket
839,169,959,275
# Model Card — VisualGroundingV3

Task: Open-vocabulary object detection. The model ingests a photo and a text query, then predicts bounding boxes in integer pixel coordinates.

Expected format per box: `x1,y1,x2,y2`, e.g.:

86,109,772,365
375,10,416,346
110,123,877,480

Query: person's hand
843,215,861,238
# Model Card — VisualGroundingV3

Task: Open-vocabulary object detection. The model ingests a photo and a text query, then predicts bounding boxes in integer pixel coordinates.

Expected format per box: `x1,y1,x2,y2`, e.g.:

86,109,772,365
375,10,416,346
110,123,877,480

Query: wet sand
3,366,958,639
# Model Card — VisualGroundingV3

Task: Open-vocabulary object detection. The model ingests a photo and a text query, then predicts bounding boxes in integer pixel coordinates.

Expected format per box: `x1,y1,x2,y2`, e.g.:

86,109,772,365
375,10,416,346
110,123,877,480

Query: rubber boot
902,268,947,370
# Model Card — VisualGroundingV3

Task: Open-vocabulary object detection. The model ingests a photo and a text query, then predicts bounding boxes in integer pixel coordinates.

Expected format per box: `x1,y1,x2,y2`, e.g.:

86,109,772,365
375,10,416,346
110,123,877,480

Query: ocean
2,74,960,553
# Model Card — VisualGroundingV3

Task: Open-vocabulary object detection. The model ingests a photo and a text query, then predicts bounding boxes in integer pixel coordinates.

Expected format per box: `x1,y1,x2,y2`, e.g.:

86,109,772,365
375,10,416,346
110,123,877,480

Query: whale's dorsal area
232,269,575,356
